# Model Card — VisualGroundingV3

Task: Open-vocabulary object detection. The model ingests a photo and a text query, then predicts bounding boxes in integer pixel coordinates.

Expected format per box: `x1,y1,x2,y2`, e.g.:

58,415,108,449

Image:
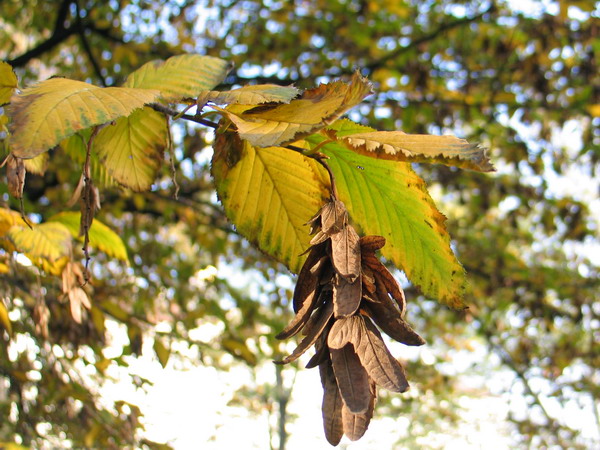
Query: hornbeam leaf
333,273,362,318
319,360,344,446
330,225,361,283
8,78,160,158
93,107,168,191
197,84,300,105
60,130,115,187
124,54,231,102
363,293,425,346
292,243,327,313
330,344,372,414
217,72,372,147
351,316,409,392
0,61,18,104
48,212,129,263
211,131,330,273
327,119,494,172
305,135,467,308
8,222,71,274
23,153,49,175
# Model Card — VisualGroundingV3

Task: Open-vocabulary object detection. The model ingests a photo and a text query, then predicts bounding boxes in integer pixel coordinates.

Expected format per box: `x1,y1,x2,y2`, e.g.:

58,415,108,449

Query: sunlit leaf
153,338,170,368
217,72,372,147
60,130,115,187
0,61,18,104
23,152,49,175
304,135,466,308
197,84,299,105
8,78,160,158
93,107,168,191
0,298,12,336
327,119,494,172
48,211,129,262
124,54,232,102
212,131,329,273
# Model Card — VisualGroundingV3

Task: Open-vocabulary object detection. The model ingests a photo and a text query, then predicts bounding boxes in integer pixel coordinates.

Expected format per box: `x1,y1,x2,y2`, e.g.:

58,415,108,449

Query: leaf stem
149,103,219,128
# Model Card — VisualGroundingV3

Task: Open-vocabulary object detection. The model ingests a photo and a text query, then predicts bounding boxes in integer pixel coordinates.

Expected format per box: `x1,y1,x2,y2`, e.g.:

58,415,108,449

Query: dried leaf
327,315,358,349
277,284,325,340
333,273,362,318
351,316,409,392
330,344,371,414
341,381,376,441
363,299,425,346
309,230,329,246
292,244,327,313
330,225,361,283
6,154,25,199
366,255,406,313
319,360,344,446
69,286,89,324
306,332,329,369
79,178,99,237
359,235,386,252
320,199,348,235
276,301,333,365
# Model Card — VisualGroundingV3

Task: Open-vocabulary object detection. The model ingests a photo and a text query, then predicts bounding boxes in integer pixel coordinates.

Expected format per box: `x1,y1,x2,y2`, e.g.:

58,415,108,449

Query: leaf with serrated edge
49,211,128,262
124,54,231,102
319,359,344,446
93,107,167,191
330,343,371,414
0,61,17,104
212,131,329,273
197,84,299,105
327,119,494,172
8,222,72,272
304,135,466,308
9,78,160,158
217,72,372,147
351,315,409,392
341,381,376,441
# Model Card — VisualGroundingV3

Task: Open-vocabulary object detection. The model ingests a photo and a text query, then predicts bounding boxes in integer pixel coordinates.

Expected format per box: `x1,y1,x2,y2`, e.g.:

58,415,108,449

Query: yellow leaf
587,104,600,117
93,107,167,191
23,152,49,175
8,78,160,158
0,299,12,336
153,338,170,368
124,54,232,102
212,131,329,273
0,61,18,104
60,130,115,187
327,119,494,172
48,211,129,262
0,207,26,252
9,222,72,273
218,72,372,147
197,84,299,105
0,262,9,274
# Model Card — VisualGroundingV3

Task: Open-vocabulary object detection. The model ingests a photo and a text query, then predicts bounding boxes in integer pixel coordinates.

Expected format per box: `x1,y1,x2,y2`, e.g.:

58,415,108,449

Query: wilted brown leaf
363,299,425,346
330,225,361,283
319,359,344,446
6,154,25,199
333,273,362,318
341,381,376,441
330,343,371,414
292,243,327,313
320,200,348,235
359,235,386,252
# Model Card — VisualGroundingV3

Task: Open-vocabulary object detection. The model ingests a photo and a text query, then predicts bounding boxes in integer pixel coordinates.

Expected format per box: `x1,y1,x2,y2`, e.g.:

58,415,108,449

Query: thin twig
149,103,220,128
165,115,180,199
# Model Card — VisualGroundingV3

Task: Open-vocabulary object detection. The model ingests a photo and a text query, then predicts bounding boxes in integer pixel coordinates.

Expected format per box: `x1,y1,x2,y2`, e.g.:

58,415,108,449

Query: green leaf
212,131,329,273
327,119,494,172
217,72,372,147
305,135,466,308
153,338,170,368
124,54,232,102
197,84,299,105
93,107,168,191
8,78,160,158
48,211,129,262
0,61,18,105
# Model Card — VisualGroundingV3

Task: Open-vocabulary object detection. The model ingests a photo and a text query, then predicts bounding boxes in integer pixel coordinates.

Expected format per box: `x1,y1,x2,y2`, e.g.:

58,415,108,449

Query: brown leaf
341,381,376,441
306,331,330,368
79,178,100,237
309,230,329,246
6,154,25,199
359,235,386,252
330,343,371,414
320,199,348,235
330,225,361,283
276,300,333,365
351,316,409,392
367,256,406,313
333,272,362,318
276,285,321,340
293,243,327,313
319,359,344,446
363,299,425,346
327,315,358,349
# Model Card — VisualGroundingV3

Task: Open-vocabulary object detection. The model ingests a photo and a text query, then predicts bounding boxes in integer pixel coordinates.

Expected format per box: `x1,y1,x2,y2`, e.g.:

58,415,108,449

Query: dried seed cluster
275,199,425,445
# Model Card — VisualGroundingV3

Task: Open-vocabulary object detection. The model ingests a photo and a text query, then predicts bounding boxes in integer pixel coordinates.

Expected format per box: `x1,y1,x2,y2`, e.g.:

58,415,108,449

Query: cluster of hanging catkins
275,199,425,445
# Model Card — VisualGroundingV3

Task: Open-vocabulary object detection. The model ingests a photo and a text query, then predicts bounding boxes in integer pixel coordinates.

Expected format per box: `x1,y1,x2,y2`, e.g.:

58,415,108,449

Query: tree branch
75,0,107,86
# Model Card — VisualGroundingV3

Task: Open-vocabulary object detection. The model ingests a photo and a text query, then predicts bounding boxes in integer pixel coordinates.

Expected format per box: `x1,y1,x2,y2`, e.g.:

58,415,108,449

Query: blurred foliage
1,0,599,448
